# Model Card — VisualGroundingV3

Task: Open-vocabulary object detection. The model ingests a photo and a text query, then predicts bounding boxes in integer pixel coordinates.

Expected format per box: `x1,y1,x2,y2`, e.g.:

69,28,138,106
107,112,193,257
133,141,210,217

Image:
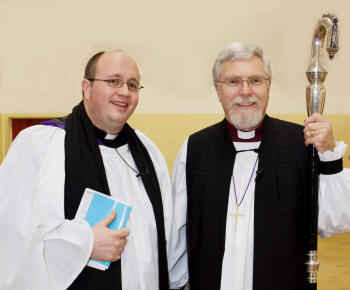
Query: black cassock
185,115,342,290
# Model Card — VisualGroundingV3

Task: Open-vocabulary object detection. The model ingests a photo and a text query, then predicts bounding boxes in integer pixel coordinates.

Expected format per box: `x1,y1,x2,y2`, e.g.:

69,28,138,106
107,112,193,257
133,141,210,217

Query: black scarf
50,102,169,290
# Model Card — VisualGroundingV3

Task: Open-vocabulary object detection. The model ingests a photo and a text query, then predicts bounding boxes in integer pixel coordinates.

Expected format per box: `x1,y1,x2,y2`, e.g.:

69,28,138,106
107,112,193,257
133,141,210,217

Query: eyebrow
107,74,139,82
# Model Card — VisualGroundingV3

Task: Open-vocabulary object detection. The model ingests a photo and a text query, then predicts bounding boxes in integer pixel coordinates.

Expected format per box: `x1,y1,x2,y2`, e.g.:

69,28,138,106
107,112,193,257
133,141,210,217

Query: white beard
227,96,264,131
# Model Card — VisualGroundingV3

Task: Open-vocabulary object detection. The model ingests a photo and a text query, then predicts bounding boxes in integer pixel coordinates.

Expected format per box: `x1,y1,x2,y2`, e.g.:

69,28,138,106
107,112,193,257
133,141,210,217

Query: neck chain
230,156,259,232
232,156,259,206
115,147,141,177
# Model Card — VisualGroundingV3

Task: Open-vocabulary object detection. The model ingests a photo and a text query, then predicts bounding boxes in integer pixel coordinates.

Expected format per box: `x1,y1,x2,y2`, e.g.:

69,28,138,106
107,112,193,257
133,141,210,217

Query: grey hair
212,42,272,81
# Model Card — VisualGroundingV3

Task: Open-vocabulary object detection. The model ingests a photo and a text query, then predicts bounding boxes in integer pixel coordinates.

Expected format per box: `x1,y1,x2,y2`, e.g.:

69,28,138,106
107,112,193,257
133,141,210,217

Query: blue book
75,188,132,270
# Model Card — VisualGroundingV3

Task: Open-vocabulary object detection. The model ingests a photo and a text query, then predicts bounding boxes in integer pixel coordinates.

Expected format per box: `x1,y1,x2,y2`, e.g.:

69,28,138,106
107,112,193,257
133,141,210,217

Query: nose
239,80,253,95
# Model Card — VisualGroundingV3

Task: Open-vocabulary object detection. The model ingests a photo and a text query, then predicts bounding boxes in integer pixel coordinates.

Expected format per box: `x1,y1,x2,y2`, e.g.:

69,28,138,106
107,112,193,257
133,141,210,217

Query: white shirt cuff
318,141,347,162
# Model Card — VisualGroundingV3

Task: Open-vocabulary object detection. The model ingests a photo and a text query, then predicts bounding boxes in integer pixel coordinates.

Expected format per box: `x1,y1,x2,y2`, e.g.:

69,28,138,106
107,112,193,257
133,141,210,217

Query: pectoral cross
229,205,244,232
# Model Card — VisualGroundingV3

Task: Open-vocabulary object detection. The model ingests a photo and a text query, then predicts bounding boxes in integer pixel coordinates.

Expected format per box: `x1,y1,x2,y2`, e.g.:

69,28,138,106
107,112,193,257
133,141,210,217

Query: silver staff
305,13,339,287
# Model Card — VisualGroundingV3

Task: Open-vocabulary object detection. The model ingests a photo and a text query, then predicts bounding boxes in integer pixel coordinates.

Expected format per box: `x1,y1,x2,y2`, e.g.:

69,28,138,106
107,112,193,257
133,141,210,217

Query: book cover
75,188,132,270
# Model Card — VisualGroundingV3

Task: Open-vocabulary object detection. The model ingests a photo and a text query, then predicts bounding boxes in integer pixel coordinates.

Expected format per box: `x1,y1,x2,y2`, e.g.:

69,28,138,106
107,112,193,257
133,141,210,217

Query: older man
0,51,186,290
171,42,350,290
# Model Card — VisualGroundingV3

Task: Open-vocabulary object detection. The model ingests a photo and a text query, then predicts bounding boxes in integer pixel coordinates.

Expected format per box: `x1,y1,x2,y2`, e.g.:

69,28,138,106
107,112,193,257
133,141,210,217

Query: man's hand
91,210,130,262
304,113,336,153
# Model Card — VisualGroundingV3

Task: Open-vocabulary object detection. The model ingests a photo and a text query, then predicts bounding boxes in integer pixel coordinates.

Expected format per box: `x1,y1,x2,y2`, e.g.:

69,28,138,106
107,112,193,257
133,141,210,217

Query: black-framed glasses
88,78,144,92
216,76,270,89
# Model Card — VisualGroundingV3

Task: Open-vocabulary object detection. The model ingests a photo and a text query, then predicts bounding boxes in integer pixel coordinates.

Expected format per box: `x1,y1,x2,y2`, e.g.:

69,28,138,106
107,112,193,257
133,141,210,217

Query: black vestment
186,115,311,290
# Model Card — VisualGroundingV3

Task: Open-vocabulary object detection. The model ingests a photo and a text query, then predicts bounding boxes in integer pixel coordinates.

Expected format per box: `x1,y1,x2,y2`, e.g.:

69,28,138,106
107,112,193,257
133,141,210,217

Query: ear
82,79,91,100
214,82,223,103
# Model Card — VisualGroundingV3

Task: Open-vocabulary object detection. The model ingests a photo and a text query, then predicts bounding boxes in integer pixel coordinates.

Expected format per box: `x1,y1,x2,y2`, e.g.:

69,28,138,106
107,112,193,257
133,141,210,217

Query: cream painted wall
0,0,349,115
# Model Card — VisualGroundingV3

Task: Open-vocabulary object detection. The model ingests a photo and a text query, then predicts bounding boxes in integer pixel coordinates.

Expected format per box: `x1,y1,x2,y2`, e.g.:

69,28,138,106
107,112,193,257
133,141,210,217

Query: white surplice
171,129,350,290
0,124,185,290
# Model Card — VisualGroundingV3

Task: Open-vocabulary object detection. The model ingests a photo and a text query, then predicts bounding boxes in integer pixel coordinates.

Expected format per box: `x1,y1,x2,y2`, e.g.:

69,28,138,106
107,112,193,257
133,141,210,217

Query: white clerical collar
226,119,263,142
105,133,118,140
237,130,255,140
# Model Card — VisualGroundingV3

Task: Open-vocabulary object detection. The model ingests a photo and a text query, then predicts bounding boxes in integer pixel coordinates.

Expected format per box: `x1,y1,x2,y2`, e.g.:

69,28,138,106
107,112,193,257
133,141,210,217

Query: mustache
231,96,259,105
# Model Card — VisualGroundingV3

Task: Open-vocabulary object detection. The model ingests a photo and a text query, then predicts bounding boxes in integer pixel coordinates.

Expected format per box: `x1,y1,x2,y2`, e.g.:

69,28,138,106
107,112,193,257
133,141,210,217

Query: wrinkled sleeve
168,138,189,289
0,126,93,290
318,141,350,238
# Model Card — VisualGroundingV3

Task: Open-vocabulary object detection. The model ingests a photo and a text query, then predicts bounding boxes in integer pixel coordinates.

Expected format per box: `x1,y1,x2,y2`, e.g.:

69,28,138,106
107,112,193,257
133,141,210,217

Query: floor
318,232,350,290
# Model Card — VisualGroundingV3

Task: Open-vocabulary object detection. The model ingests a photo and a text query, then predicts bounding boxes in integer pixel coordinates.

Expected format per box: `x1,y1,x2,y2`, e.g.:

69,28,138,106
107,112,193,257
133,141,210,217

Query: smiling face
82,51,140,134
215,56,270,131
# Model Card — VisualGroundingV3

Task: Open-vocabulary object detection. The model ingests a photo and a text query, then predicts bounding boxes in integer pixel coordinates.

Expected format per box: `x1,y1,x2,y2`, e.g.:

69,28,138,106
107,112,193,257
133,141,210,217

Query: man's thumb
100,210,116,226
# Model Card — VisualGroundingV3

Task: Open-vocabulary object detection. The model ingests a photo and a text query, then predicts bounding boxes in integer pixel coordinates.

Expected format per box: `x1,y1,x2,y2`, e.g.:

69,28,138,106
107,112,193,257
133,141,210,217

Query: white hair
212,42,272,81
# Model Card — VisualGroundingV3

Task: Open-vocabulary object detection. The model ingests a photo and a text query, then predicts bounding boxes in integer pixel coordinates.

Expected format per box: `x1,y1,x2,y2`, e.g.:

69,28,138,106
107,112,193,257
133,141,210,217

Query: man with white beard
170,42,350,290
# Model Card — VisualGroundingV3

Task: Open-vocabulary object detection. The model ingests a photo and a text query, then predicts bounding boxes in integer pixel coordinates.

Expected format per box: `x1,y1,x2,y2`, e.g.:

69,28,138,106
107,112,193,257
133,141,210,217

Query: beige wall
0,0,349,115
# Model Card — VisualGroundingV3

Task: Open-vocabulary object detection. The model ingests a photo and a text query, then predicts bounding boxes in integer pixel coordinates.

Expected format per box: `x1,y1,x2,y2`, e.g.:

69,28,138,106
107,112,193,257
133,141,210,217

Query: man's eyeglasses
216,76,270,90
88,78,144,92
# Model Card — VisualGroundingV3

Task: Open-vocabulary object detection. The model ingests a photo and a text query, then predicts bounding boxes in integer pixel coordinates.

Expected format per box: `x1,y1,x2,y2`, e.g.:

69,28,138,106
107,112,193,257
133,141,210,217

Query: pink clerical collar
226,119,263,142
